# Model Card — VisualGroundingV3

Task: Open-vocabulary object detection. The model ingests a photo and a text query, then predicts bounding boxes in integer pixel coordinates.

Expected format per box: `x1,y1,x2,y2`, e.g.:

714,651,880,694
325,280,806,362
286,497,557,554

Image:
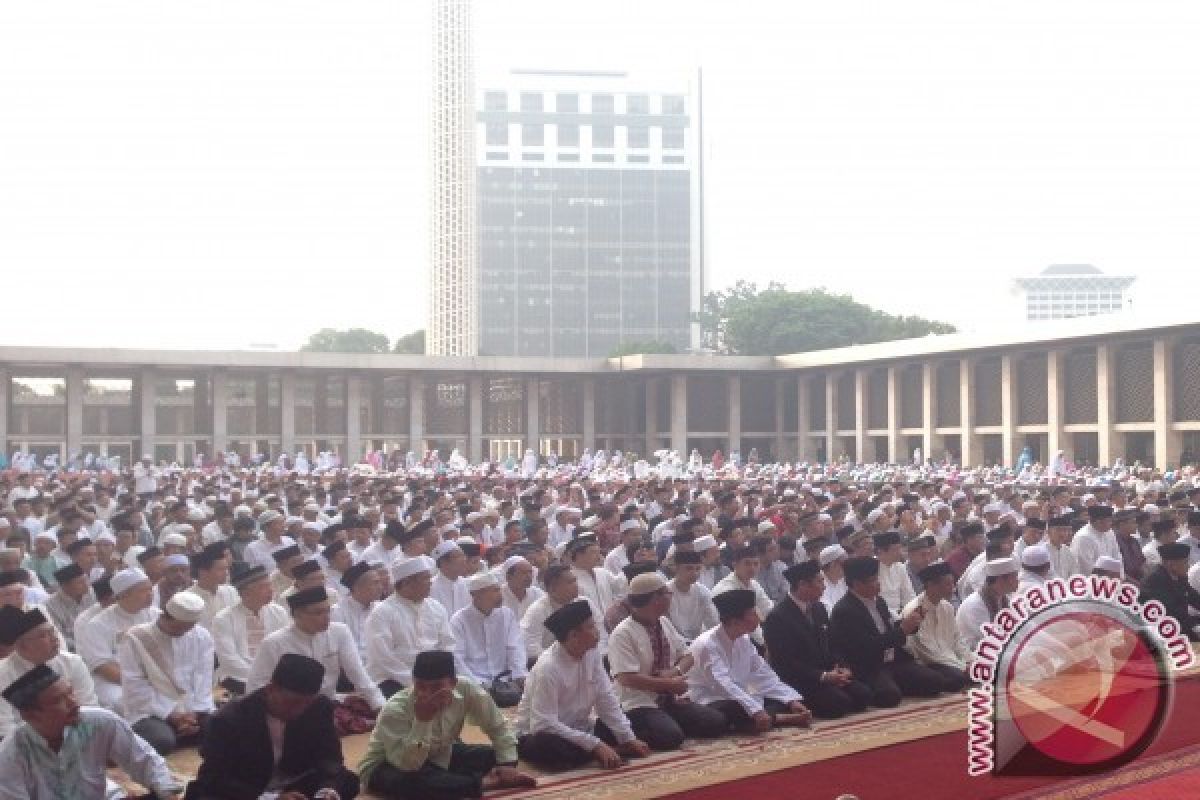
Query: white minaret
427,0,478,355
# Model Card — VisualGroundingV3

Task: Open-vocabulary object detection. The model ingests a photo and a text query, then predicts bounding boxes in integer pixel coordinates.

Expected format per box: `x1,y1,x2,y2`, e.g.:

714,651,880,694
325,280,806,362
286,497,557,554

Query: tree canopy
698,282,956,356
608,339,679,357
392,329,426,354
300,328,391,354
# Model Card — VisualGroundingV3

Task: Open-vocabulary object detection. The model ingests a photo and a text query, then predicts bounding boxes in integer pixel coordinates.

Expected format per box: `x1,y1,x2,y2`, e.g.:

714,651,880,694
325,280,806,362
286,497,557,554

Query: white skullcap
1094,556,1123,575
466,571,501,592
165,590,205,623
619,519,642,533
983,503,1004,515
440,523,459,536
301,522,322,533
391,555,434,583
758,520,777,533
111,568,150,595
303,502,321,513
580,515,600,530
932,502,950,513
431,541,462,562
985,557,1019,577
34,530,57,543
164,553,190,568
187,508,207,521
692,534,718,552
1143,505,1161,514
866,509,886,525
819,545,848,567
465,512,483,523
501,555,530,574
817,514,832,523
162,533,188,548
95,531,116,544
285,516,303,527
782,488,798,498
1020,544,1051,568
257,510,283,527
234,505,253,517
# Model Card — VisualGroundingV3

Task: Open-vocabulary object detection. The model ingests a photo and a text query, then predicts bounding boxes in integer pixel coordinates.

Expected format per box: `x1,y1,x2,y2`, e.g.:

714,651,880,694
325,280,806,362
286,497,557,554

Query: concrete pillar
644,379,658,456
139,368,156,459
825,372,837,464
1046,350,1064,463
66,367,84,458
1096,345,1115,465
581,377,596,452
525,377,540,457
346,375,363,464
670,374,688,455
409,375,425,455
886,366,901,463
774,377,787,462
211,369,228,456
1001,355,1018,467
727,375,742,456
853,369,866,464
960,358,981,466
0,367,8,454
280,371,296,457
466,376,484,463
1154,338,1181,469
796,374,812,462
922,363,937,465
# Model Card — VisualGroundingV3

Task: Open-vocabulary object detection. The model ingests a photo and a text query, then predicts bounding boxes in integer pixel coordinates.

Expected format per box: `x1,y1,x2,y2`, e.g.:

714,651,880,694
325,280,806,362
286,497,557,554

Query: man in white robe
567,537,623,634
520,565,606,664
331,562,380,664
500,556,544,623
210,563,290,695
430,541,472,618
450,571,527,690
956,558,1020,655
900,563,970,691
667,551,719,642
183,546,238,632
42,564,94,652
1045,516,1081,579
0,607,97,739
1071,506,1122,576
75,568,160,710
241,511,295,573
874,532,916,617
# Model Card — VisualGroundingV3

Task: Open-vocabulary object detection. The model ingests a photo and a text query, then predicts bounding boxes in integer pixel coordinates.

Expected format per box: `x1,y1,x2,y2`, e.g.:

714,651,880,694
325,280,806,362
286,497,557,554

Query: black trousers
925,663,971,692
802,680,872,719
218,678,246,697
620,702,728,751
706,697,791,733
367,743,495,800
864,660,945,708
518,723,620,770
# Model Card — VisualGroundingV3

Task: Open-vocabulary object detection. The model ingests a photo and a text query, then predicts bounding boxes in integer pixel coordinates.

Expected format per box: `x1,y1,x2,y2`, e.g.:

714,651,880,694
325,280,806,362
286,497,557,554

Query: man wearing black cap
1071,505,1121,577
0,607,97,738
331,562,381,664
43,563,94,652
212,563,293,696
0,665,181,799
186,546,239,632
763,561,870,720
667,551,719,643
1139,543,1200,641
901,563,971,692
359,650,536,798
1045,515,1080,579
829,557,943,708
516,599,651,769
1112,509,1146,584
187,654,360,800
874,532,916,616
687,588,812,732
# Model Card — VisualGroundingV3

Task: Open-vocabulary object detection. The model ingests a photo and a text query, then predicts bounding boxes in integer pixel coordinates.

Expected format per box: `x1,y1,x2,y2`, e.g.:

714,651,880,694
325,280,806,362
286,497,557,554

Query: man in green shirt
358,650,536,799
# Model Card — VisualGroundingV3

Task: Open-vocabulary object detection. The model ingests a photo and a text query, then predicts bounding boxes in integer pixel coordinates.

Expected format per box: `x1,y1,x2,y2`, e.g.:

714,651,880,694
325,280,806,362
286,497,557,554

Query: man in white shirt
359,520,406,571
901,563,971,692
956,558,1020,654
874,532,915,616
43,564,94,652
450,571,526,693
117,591,215,754
75,568,160,710
211,563,290,695
667,551,719,642
1071,505,1122,576
242,511,295,573
712,546,774,632
608,573,727,750
431,540,472,617
184,545,239,632
819,545,849,613
566,536,623,632
520,564,607,665
247,586,386,711
364,555,459,697
1045,516,1081,579
0,607,97,739
331,562,380,664
516,600,651,770
500,555,544,623
686,588,812,733
1017,544,1054,593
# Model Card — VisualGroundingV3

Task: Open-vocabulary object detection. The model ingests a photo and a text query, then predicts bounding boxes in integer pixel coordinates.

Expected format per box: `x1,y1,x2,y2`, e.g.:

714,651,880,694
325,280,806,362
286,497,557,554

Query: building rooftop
1041,264,1103,275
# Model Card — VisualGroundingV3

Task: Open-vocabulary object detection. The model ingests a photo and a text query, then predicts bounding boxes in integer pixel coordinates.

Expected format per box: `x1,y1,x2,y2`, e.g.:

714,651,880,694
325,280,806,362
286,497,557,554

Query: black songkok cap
92,576,113,601
136,546,162,563
1,664,60,711
1159,543,1191,562
872,532,902,549
711,588,756,620
412,650,456,681
622,561,658,582
782,561,821,587
1087,505,1114,520
231,563,268,589
340,561,374,589
1048,515,1075,528
0,570,25,588
191,549,220,572
53,563,84,585
0,606,33,646
292,559,321,580
1024,519,1047,531
322,540,347,560
905,535,936,551
286,587,329,610
961,522,985,537
271,545,302,564
843,556,881,584
383,520,407,542
1152,519,1178,537
65,539,92,556
674,551,703,565
918,562,955,585
544,598,594,641
271,654,324,695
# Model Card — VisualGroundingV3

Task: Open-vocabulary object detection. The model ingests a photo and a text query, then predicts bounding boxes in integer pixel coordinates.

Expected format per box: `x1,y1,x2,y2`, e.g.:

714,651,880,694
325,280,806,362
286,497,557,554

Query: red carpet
661,674,1200,800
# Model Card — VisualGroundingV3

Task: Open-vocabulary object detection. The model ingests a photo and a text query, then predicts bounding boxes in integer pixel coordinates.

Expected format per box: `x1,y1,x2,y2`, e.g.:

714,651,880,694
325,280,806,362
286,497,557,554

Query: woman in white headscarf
448,448,467,470
521,447,538,478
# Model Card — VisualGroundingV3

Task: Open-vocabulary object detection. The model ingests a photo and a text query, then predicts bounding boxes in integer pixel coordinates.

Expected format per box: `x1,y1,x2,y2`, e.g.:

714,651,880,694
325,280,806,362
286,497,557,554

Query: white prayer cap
692,535,718,552
466,571,501,592
439,523,459,536
285,516,304,527
1094,556,1123,575
34,530,57,543
628,572,667,596
1081,494,1095,505
165,591,205,623
580,515,600,530
187,508,207,521
258,510,283,527
1020,544,1051,568
162,533,188,548
303,502,321,513
782,488,798,498
391,555,434,583
164,553,190,568
983,503,1004,515
819,545,848,567
817,514,832,523
619,519,642,533
1143,505,1161,515
1022,500,1040,510
932,502,950,514
234,505,253,517
866,509,886,525
301,522,322,533
985,557,1019,578
465,512,483,523
111,568,150,595
431,541,462,562
501,555,530,574
758,520,777,533
95,531,116,544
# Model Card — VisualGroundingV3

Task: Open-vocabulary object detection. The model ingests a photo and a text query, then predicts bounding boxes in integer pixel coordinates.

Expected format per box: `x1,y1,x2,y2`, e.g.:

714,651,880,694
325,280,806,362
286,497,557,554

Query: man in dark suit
762,561,871,719
186,654,359,800
1140,543,1200,642
828,556,944,708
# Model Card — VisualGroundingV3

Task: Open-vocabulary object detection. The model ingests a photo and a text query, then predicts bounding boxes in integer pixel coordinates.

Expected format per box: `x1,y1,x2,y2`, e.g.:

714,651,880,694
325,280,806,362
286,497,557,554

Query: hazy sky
3,1,1199,351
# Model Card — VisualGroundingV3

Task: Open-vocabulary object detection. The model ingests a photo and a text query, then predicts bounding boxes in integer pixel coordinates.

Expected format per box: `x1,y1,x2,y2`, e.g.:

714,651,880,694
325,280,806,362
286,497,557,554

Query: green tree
301,328,391,354
608,339,679,357
716,287,955,356
392,329,426,354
